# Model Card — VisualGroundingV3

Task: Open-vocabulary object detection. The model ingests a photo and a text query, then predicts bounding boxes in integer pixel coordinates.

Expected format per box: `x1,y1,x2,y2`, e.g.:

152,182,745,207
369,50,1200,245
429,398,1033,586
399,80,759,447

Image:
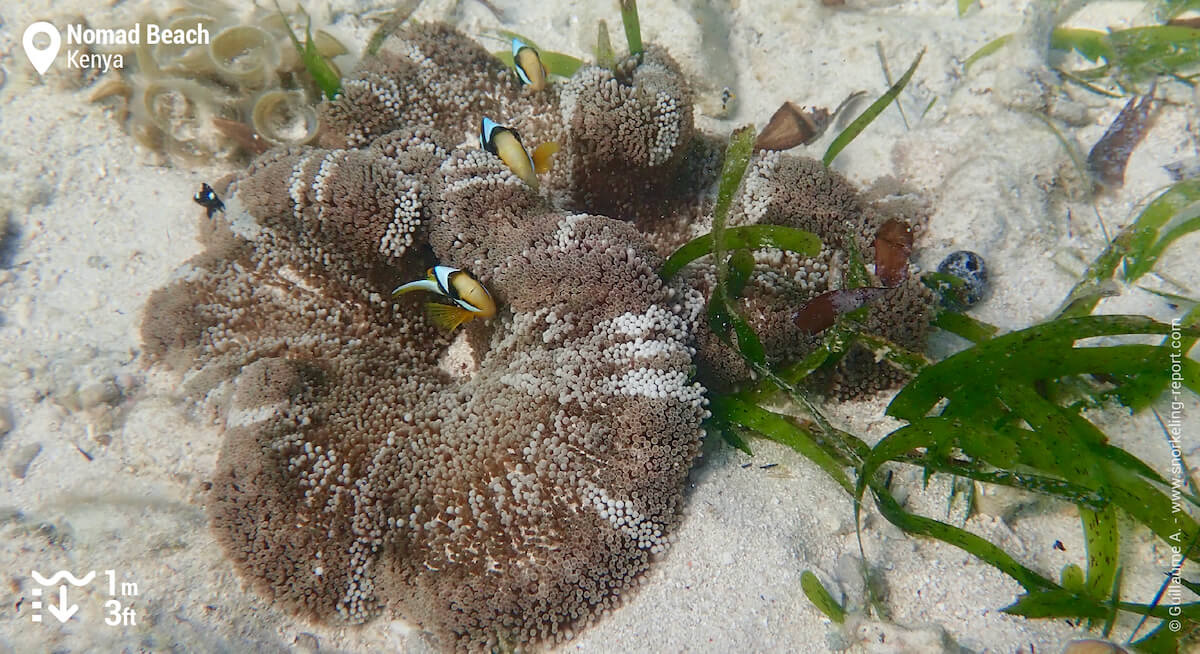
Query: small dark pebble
936,250,989,310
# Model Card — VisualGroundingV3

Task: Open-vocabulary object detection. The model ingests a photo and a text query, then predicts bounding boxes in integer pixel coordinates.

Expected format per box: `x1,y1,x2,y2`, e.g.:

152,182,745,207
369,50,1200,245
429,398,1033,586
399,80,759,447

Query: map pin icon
23,22,62,76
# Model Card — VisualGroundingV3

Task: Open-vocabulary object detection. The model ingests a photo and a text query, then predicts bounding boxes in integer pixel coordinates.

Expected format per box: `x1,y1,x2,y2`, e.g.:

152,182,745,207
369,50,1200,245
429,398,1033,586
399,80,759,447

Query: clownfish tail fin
532,141,560,174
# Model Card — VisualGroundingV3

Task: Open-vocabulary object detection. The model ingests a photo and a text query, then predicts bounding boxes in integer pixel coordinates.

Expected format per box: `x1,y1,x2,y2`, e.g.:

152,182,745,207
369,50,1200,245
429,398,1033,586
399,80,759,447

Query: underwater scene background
0,0,1198,652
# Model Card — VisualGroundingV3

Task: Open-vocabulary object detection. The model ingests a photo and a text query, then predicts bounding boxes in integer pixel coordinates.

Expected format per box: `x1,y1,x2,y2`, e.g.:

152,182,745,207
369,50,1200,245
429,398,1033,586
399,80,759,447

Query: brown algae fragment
754,101,830,151
1086,86,1157,190
874,218,914,286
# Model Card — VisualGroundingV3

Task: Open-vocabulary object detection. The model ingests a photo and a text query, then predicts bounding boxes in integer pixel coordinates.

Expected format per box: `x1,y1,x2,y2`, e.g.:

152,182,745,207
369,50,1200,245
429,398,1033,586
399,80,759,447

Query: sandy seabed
1,0,1198,652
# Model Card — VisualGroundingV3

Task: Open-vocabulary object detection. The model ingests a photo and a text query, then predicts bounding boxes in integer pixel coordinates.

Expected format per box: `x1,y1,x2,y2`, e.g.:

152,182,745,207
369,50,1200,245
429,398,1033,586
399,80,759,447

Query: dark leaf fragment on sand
874,219,913,287
1086,87,1156,190
756,101,830,151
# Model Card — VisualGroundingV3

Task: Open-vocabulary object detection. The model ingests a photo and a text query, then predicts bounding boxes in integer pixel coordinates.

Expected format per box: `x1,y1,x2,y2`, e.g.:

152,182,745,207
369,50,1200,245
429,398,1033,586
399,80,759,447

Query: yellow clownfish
479,116,559,190
511,37,547,91
392,265,497,331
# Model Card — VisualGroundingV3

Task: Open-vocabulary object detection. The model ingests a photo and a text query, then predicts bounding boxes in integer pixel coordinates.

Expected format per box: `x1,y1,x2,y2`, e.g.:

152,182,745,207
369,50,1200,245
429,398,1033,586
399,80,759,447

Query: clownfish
479,116,559,190
511,37,547,91
392,265,497,331
193,182,225,218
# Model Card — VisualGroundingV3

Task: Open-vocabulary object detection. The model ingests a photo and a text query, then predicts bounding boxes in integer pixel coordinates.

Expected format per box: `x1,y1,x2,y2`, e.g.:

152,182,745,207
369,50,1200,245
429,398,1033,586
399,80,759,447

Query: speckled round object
936,250,988,309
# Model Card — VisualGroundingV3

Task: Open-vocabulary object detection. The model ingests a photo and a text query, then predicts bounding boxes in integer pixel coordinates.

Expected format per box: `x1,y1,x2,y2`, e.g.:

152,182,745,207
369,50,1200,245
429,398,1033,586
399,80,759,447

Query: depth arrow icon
45,585,78,623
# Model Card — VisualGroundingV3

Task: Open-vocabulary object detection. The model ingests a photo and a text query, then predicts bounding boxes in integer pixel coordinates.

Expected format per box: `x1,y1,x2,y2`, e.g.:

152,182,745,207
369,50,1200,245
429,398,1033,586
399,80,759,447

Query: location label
22,22,62,75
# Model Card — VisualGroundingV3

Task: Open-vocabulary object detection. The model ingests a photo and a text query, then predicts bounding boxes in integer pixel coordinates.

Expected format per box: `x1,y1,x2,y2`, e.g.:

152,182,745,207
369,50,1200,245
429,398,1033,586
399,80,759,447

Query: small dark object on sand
875,219,914,286
936,250,988,310
755,101,830,151
193,183,225,218
1086,86,1156,190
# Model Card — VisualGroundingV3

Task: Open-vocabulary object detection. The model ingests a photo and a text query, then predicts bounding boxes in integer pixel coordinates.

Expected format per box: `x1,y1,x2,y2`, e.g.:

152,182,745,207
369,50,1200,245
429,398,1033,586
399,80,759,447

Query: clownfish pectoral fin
425,302,473,331
393,279,441,297
531,141,559,175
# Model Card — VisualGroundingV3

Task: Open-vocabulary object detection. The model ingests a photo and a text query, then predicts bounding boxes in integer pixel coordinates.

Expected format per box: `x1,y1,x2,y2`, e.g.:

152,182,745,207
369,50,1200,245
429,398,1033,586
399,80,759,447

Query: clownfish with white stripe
392,265,497,331
193,183,225,218
479,116,559,190
511,37,547,91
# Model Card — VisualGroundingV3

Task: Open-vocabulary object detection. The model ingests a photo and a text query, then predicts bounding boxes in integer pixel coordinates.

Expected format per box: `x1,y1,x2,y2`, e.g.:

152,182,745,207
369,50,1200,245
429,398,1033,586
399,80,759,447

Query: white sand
1,0,1197,652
